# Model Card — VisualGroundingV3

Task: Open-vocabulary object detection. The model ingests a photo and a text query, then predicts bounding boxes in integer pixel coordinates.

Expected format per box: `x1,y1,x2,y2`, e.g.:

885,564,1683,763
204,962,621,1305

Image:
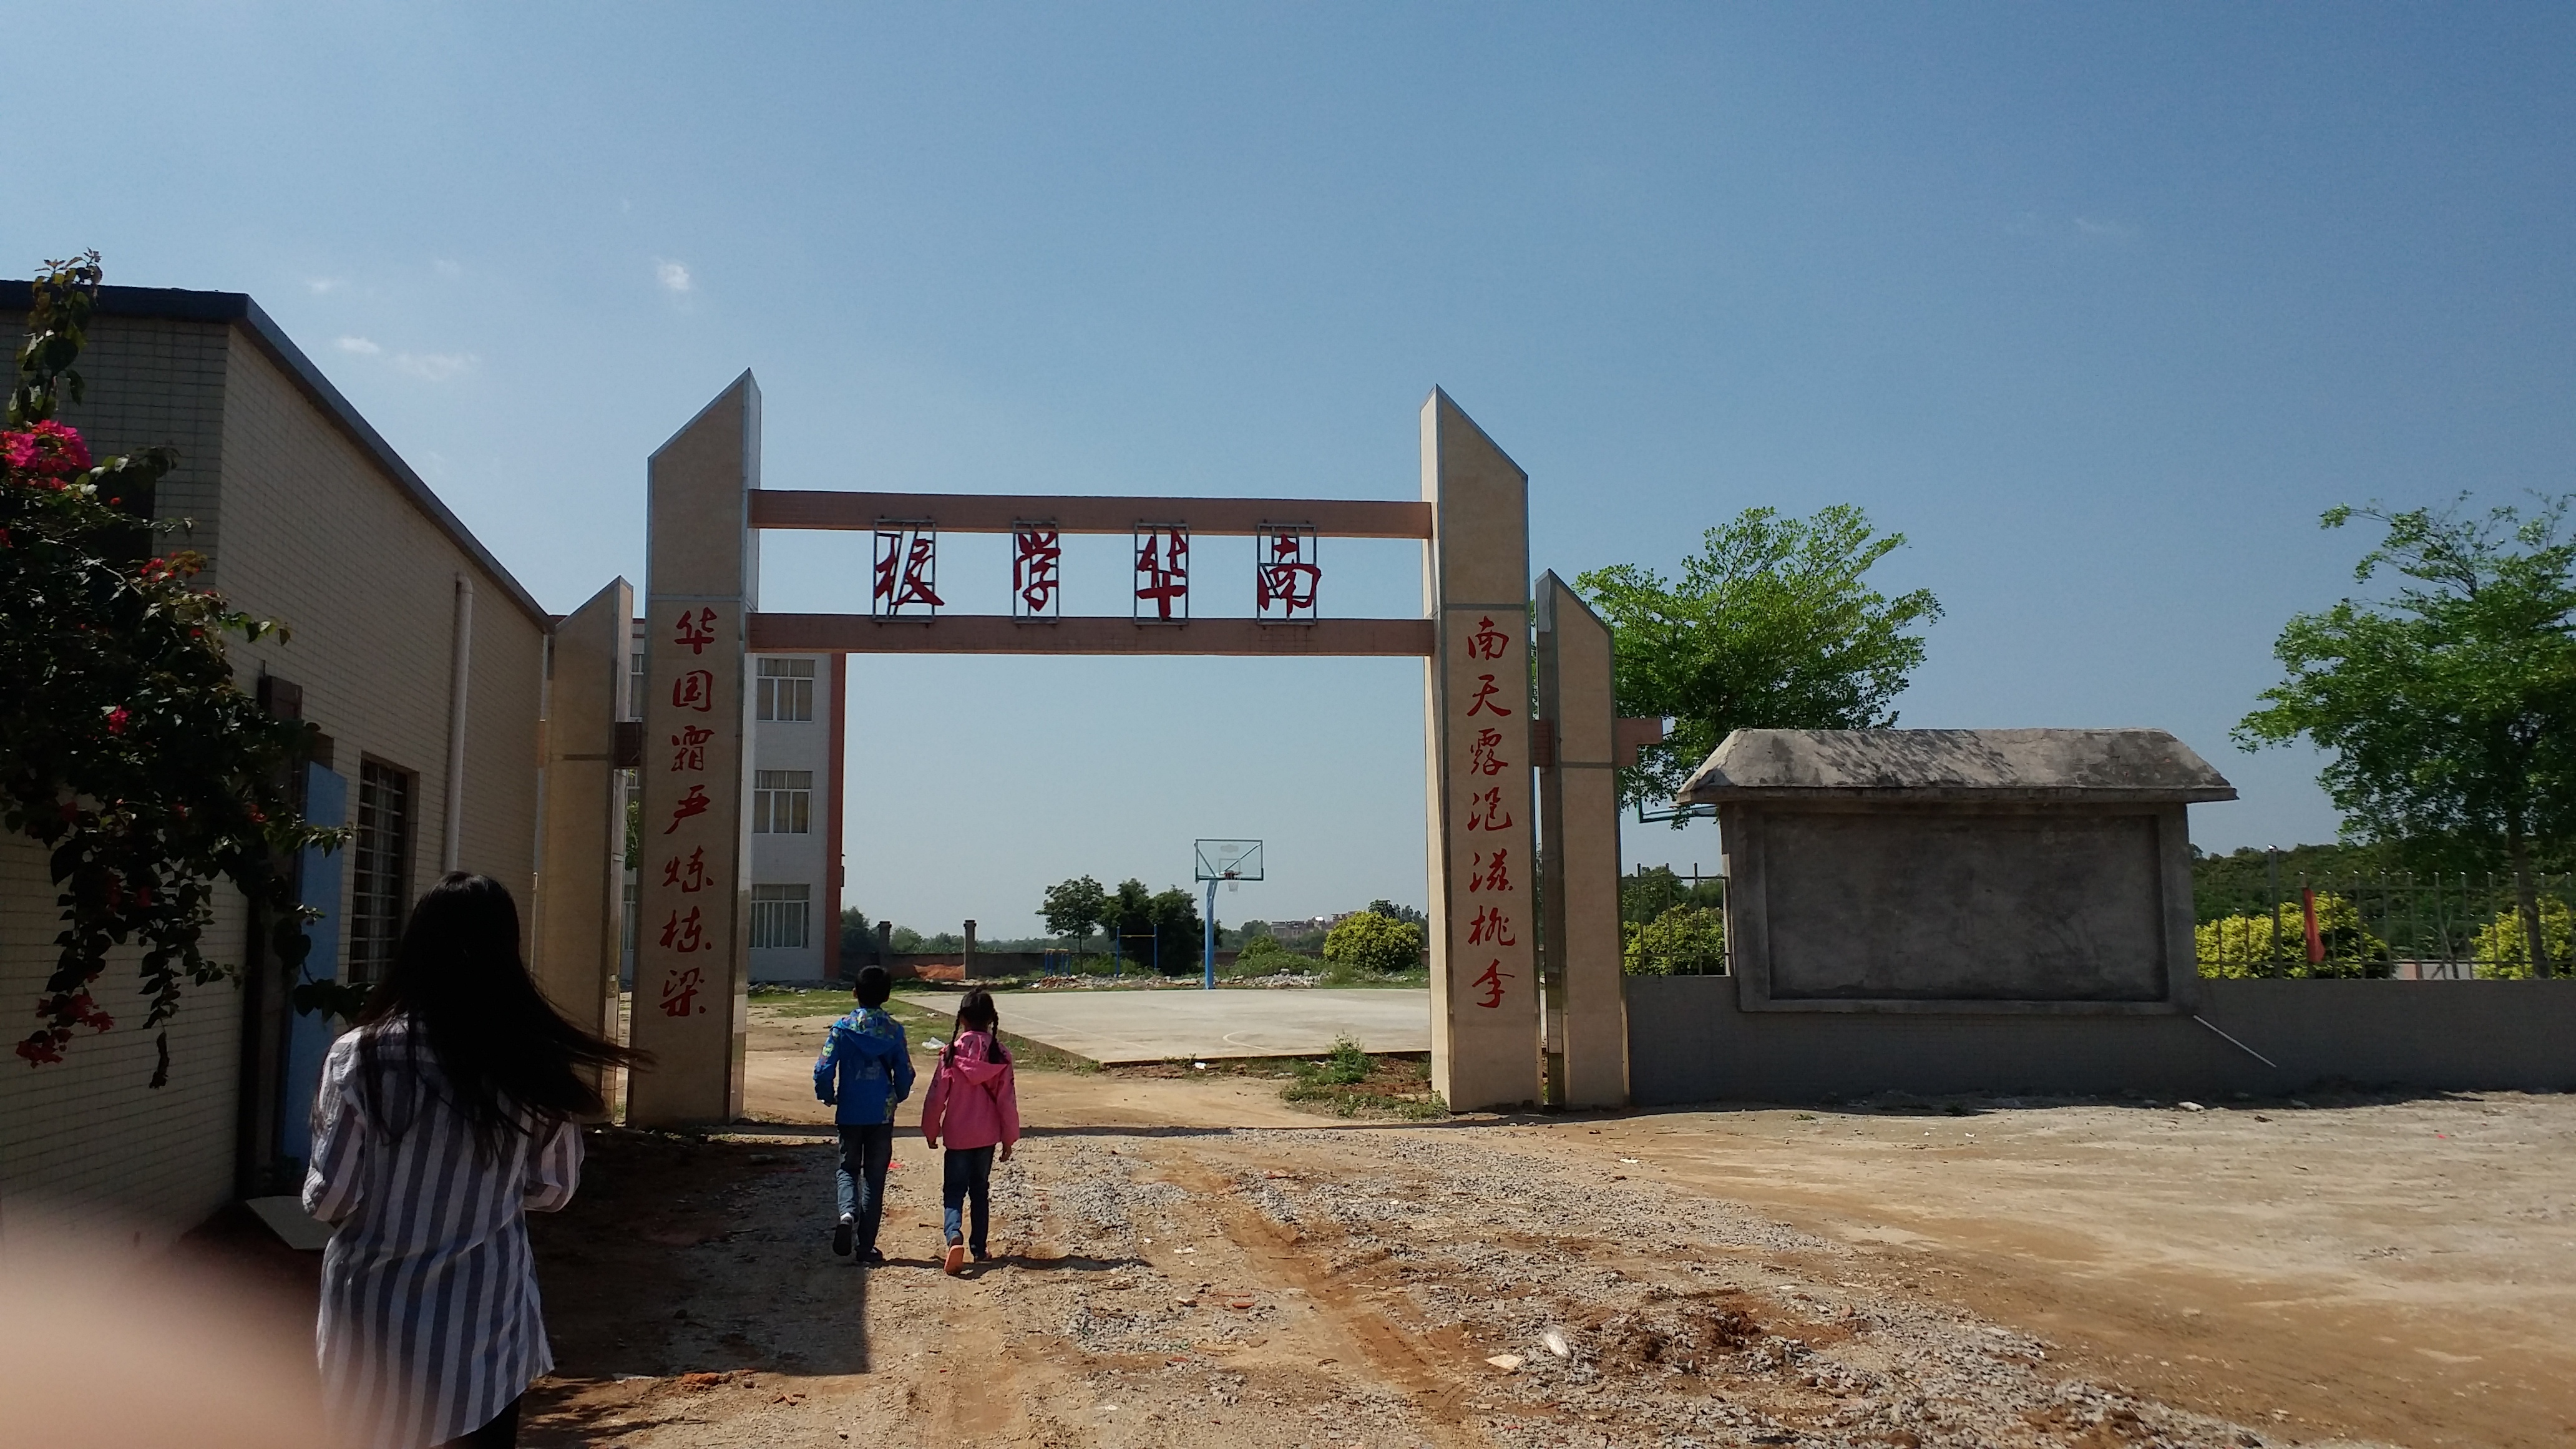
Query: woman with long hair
301,872,640,1449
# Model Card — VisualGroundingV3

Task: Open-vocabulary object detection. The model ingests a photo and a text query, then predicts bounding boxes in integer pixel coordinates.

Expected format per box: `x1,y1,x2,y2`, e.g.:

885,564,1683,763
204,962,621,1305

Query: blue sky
16,4,2574,934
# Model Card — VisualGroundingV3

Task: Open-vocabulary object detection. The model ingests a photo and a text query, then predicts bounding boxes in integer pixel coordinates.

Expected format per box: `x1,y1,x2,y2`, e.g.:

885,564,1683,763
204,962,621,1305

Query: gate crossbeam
748,613,1434,655
750,490,1432,539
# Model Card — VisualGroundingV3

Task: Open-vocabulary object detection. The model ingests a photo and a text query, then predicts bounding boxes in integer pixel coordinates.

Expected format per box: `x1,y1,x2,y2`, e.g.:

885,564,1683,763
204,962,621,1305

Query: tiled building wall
0,313,550,1259
213,330,546,912
0,316,248,1263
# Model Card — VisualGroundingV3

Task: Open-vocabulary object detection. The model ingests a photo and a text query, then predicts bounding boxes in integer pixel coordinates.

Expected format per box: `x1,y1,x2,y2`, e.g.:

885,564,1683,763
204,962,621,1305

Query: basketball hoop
1194,841,1264,990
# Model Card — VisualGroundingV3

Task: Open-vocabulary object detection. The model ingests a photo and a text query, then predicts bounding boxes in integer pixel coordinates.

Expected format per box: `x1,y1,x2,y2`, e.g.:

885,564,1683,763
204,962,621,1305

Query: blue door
278,761,348,1166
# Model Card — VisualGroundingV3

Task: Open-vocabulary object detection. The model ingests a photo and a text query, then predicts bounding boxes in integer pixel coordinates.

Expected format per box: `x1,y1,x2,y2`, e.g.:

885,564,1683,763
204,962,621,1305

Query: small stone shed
1679,728,2237,1013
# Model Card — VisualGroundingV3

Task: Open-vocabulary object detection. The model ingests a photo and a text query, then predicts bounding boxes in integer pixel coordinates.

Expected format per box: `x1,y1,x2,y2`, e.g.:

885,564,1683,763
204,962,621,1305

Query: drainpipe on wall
443,572,474,872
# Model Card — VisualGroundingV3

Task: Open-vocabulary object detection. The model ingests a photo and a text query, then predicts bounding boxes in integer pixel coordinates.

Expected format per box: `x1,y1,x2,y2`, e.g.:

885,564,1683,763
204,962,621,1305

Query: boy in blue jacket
813,966,915,1263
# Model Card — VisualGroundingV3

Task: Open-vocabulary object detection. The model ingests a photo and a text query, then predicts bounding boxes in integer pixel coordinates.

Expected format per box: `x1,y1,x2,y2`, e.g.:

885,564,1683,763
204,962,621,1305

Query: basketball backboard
1194,839,1265,882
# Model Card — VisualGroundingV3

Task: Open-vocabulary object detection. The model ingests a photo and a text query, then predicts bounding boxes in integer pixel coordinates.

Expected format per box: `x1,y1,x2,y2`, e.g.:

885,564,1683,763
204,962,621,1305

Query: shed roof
1676,728,2237,805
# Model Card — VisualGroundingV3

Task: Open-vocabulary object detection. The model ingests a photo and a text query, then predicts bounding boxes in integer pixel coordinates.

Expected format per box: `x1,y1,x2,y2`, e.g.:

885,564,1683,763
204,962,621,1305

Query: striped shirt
301,1020,582,1449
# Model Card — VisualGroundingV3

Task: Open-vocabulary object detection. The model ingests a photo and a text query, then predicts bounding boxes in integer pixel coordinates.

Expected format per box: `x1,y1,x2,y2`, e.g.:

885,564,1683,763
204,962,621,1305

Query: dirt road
514,1015,2573,1448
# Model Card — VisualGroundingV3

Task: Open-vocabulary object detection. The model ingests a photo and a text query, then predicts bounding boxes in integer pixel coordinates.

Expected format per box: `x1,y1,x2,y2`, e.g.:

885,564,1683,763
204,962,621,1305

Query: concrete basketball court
899,988,1432,1065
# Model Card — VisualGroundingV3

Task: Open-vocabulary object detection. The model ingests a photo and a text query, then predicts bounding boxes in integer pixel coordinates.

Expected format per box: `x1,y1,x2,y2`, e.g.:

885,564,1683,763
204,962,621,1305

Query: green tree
1577,505,1941,815
1619,866,1724,927
1622,904,1727,975
1366,898,1427,926
2237,497,2576,977
1101,878,1202,972
2472,899,2574,980
1323,911,1425,974
4,253,343,1071
1233,934,1301,970
1040,874,1109,952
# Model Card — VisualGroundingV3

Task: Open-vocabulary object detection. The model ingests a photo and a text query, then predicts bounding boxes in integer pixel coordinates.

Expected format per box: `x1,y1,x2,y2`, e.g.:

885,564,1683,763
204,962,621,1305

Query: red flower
105,706,130,734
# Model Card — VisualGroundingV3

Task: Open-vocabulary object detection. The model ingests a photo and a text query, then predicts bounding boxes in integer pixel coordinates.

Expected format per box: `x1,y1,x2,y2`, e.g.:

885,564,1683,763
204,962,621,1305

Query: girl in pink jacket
920,988,1021,1274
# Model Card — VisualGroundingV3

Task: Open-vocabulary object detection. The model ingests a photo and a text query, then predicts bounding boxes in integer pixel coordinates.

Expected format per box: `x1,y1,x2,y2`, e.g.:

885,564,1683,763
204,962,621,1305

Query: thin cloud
336,336,382,355
2072,215,2137,240
308,278,346,295
391,351,478,382
656,260,693,293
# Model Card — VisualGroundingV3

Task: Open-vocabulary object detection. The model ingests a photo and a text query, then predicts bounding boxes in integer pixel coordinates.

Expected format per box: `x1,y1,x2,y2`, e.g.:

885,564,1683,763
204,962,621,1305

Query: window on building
750,883,811,949
757,657,816,721
349,761,414,980
753,770,813,834
628,650,646,720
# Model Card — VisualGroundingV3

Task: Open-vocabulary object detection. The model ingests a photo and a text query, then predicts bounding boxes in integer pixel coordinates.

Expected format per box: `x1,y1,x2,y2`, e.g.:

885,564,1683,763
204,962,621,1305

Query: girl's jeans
942,1146,996,1254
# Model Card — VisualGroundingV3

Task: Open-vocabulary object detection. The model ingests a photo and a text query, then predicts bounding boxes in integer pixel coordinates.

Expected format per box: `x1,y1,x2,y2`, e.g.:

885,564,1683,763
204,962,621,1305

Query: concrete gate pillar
534,575,634,1107
1534,571,1629,1108
1421,389,1542,1111
628,374,761,1126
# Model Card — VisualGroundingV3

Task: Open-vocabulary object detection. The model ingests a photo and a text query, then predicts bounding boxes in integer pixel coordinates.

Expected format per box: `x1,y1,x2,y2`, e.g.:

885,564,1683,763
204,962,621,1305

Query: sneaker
943,1236,966,1276
862,1246,887,1266
831,1218,853,1257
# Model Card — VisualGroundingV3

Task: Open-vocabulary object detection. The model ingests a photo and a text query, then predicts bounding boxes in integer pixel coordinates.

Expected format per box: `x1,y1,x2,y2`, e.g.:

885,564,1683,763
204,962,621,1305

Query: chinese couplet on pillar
872,525,942,617
1133,525,1189,621
1443,610,1534,1018
638,600,740,1022
1012,527,1063,619
1254,526,1320,622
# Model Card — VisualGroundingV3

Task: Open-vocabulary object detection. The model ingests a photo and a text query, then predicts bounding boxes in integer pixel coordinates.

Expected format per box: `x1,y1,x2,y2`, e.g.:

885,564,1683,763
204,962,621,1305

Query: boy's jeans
941,1146,996,1254
835,1123,895,1257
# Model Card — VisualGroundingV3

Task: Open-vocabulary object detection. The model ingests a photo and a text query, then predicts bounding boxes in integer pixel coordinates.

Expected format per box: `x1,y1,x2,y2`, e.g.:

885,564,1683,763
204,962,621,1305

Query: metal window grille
756,658,816,721
751,884,811,949
752,769,813,834
349,762,414,980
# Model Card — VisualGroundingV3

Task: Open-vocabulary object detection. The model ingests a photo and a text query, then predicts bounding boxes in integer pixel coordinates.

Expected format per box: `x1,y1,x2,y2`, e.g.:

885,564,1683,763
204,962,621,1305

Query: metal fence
2197,853,2572,978
1624,863,1729,976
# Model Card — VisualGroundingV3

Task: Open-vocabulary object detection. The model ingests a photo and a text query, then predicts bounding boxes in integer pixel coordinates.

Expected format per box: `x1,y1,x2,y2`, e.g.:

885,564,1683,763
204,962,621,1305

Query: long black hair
952,988,1010,1064
353,872,642,1157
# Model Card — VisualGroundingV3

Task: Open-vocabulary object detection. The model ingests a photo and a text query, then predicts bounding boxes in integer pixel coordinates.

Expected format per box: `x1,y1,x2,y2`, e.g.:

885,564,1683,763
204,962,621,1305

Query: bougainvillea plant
4,252,344,1081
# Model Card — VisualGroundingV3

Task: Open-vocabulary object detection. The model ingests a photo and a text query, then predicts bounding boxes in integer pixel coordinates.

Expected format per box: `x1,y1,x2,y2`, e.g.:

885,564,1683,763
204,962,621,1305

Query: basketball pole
1202,877,1219,990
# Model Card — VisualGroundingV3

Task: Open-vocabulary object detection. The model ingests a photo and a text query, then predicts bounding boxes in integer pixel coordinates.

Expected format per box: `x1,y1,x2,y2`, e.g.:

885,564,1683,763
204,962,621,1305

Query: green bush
1624,904,1727,975
1322,911,1425,974
1232,934,1302,970
2471,898,2574,979
2194,892,2389,978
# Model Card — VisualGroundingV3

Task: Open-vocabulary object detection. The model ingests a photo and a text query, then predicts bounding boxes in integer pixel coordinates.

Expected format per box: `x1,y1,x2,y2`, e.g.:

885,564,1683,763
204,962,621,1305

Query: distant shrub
1233,934,1302,970
2195,892,2389,978
1322,911,1425,975
1624,904,1727,975
2471,898,2574,980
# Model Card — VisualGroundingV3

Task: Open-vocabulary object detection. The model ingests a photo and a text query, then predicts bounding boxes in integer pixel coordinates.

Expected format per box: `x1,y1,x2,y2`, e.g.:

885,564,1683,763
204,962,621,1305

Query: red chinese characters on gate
1134,526,1189,620
651,603,729,1022
1454,614,1525,1008
1012,529,1061,617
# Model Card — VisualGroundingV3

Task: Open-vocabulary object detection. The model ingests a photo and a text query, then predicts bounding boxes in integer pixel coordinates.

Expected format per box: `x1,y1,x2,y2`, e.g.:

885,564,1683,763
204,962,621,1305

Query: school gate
620,376,1635,1120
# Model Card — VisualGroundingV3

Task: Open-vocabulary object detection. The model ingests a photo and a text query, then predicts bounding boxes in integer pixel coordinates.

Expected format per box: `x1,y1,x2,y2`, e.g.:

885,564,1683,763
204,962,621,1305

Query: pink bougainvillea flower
105,706,131,734
19,420,92,477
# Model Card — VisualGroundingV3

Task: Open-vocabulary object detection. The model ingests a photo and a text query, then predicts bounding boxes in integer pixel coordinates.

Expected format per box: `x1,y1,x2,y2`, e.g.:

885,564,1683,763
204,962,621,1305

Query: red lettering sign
1134,527,1189,620
1469,726,1508,777
670,724,713,773
671,606,718,655
1466,905,1516,947
671,670,715,713
664,784,711,834
1465,673,1513,718
1467,847,1511,894
1013,529,1062,617
1466,615,1510,661
661,847,710,894
1471,959,1513,1008
1256,529,1320,620
873,528,944,614
658,907,712,954
1463,786,1513,832
658,966,705,1017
